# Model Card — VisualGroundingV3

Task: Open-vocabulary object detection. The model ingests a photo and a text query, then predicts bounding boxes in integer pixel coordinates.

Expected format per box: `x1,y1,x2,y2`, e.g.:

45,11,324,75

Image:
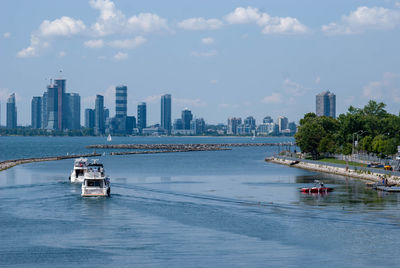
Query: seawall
265,156,400,185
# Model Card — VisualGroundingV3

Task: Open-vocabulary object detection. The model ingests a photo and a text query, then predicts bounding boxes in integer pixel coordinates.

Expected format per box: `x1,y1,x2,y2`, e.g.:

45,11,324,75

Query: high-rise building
116,85,127,118
191,118,206,135
263,116,273,124
137,102,146,131
244,116,256,130
85,108,95,128
95,95,105,134
41,92,48,129
277,116,288,133
181,108,193,130
54,79,66,130
227,117,241,135
161,94,171,134
316,91,336,118
173,119,183,130
6,93,17,129
31,96,42,129
66,93,80,130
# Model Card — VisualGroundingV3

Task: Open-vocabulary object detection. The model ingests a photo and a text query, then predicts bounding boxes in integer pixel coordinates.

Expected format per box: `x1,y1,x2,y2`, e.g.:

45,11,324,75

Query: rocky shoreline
265,156,400,185
87,143,291,150
0,153,101,172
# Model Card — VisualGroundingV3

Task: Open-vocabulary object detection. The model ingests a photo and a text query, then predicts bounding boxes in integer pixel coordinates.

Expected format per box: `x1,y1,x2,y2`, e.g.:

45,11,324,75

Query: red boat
300,181,333,194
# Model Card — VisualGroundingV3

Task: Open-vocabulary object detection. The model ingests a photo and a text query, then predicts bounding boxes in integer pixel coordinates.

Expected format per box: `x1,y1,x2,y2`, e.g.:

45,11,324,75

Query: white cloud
144,94,162,104
262,92,282,104
191,50,217,57
173,97,207,107
113,52,128,61
322,6,400,35
108,36,146,49
283,78,309,96
210,79,218,84
225,6,308,34
39,16,86,37
58,51,66,57
17,35,44,58
3,32,10,39
178,18,223,30
363,72,400,103
201,37,214,44
84,39,104,48
90,0,169,35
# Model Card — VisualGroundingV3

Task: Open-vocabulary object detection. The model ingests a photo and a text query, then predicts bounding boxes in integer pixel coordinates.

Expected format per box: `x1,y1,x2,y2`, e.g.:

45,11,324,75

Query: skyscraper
6,93,17,129
316,91,336,118
85,108,95,128
41,92,48,129
137,102,146,131
244,116,256,130
54,79,66,130
181,108,193,130
116,85,127,118
277,116,288,133
95,95,105,134
31,96,42,129
227,117,241,135
66,93,80,130
161,94,171,134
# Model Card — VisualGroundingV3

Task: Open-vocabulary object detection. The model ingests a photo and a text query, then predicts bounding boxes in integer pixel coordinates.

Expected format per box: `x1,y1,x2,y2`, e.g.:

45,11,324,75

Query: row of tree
295,101,400,159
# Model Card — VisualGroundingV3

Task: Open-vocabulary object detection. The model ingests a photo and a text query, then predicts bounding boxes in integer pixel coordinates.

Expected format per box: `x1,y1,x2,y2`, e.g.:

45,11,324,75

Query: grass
318,158,367,167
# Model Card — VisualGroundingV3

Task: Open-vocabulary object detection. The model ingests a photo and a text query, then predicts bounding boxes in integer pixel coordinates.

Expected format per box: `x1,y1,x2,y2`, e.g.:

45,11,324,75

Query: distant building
6,93,17,129
137,102,146,132
85,108,95,128
142,126,166,136
227,117,241,135
115,85,127,118
181,108,193,130
244,116,256,130
288,122,297,134
41,92,48,129
277,116,288,133
66,93,80,130
161,94,172,134
263,116,273,124
191,118,206,135
173,118,183,130
31,96,42,129
95,95,105,134
257,122,277,135
316,91,336,118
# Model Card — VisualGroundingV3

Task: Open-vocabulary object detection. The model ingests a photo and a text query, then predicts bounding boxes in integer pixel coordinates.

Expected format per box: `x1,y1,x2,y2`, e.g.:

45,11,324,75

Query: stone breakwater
110,147,231,155
87,143,291,150
265,157,400,185
0,153,101,172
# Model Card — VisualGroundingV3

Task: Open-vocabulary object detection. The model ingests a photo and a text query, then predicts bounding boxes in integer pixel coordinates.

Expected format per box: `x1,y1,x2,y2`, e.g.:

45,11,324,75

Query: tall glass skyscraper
66,93,81,130
31,96,42,129
137,102,146,131
316,91,336,118
85,108,95,129
116,85,127,118
181,108,193,130
95,95,105,134
6,93,17,129
161,94,171,134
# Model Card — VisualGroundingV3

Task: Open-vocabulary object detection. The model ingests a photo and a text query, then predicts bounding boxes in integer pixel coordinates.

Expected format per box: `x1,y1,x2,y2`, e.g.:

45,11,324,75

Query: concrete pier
0,153,101,172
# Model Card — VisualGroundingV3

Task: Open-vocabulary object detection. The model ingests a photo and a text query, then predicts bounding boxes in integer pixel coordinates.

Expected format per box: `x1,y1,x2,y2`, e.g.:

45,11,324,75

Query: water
1,136,400,267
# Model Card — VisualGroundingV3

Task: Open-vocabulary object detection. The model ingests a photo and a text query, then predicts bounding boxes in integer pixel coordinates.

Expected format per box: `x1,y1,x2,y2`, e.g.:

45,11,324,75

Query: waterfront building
316,91,336,118
181,108,193,130
257,122,277,135
137,102,146,132
190,118,206,135
142,126,166,136
95,95,105,134
41,92,48,129
227,117,241,135
66,93,81,130
277,116,288,133
115,85,127,118
85,109,95,129
173,118,183,130
244,116,256,130
288,122,297,135
263,116,273,124
161,94,172,134
31,96,42,129
6,93,17,129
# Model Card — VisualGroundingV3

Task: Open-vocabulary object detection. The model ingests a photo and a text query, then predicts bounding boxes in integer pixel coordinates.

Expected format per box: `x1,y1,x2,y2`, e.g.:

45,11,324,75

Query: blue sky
1,0,400,126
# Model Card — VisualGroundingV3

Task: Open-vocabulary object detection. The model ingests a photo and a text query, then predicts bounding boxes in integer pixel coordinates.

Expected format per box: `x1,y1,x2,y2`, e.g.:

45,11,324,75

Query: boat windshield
86,180,103,187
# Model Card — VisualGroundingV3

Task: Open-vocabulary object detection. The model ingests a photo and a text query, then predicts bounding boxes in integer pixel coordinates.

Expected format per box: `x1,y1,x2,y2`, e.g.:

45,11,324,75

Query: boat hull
300,187,333,193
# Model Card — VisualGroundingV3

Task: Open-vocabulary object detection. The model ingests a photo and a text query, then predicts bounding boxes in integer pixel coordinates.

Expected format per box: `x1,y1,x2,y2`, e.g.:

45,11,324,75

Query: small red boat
300,181,333,194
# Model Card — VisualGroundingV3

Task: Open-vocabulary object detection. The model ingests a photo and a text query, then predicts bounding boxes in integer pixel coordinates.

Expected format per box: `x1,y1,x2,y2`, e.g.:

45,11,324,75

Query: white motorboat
81,162,110,197
69,158,88,183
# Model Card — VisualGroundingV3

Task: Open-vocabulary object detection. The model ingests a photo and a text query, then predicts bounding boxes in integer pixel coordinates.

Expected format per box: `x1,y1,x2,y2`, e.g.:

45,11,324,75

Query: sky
1,0,400,126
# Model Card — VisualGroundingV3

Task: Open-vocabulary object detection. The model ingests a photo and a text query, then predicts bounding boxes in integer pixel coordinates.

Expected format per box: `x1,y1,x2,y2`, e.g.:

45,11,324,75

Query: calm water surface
0,136,399,267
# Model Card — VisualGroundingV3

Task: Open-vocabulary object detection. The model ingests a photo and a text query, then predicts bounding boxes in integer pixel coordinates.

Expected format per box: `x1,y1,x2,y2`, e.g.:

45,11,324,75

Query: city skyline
2,0,400,125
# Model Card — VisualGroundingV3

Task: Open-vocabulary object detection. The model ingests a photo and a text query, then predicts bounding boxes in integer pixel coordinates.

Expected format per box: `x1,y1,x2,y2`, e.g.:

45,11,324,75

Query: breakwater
87,142,292,150
266,156,400,185
110,147,231,155
0,153,101,172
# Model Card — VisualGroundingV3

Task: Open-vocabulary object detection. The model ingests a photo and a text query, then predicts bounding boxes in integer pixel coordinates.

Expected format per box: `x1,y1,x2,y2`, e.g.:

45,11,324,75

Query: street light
352,130,366,160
